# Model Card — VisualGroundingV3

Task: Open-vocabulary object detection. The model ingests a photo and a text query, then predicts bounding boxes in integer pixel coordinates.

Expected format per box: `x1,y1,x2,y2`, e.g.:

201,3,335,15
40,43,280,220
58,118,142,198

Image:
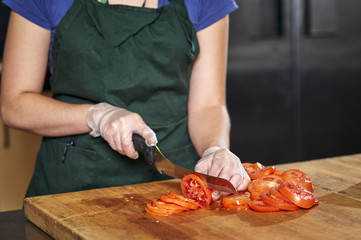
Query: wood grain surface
24,154,361,240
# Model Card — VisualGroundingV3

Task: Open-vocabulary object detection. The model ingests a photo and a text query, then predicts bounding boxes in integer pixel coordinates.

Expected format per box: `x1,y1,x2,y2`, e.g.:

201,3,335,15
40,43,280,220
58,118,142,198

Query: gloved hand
195,146,251,200
85,102,157,159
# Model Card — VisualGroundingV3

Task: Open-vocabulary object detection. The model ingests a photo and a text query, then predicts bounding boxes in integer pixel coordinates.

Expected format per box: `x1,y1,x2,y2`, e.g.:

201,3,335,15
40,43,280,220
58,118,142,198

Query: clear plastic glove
195,146,251,200
85,102,157,159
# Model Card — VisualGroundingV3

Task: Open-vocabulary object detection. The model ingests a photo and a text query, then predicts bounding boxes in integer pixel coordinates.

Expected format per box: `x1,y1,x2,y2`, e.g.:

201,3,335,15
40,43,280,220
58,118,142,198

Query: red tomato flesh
261,190,300,211
181,174,213,207
222,191,251,207
248,174,284,200
280,169,314,192
248,199,281,212
278,181,315,209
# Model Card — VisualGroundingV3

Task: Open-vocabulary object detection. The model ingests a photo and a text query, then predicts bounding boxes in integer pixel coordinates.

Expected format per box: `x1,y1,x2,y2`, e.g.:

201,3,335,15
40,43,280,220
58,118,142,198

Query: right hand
85,102,157,159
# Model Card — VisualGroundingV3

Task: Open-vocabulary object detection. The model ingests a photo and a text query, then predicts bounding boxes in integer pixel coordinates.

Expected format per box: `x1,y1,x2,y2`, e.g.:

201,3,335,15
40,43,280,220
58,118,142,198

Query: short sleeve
185,0,238,32
2,0,52,30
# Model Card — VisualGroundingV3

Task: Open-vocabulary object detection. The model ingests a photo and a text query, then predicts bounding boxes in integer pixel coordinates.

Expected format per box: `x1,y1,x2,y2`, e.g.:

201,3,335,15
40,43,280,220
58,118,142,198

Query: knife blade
132,134,237,193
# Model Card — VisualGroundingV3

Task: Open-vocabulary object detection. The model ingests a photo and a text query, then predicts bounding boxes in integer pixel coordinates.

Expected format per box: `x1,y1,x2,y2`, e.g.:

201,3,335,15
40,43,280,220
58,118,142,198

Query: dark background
1,0,361,166
227,0,361,165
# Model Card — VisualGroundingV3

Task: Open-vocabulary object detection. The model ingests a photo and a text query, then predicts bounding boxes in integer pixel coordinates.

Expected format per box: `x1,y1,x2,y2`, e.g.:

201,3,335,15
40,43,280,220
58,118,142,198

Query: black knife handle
132,133,156,165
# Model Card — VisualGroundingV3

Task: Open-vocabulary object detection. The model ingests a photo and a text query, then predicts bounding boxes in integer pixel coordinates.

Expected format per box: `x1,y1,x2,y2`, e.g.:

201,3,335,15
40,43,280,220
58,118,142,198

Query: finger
212,190,222,200
235,174,251,192
195,154,213,174
122,132,138,159
142,127,158,147
208,151,228,177
228,174,245,191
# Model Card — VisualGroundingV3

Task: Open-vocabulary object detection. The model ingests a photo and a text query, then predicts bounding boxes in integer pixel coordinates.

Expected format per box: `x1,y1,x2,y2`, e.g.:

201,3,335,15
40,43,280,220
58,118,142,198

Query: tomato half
248,166,276,180
181,174,213,207
222,191,251,207
160,194,199,210
248,174,284,200
261,190,300,211
278,181,315,209
280,169,314,192
248,199,281,212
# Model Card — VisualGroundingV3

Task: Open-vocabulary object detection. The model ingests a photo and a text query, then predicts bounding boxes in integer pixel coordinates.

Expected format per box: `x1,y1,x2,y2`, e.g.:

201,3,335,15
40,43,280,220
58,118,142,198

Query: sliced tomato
223,203,249,211
248,174,284,200
273,170,283,175
181,174,212,207
168,192,199,203
160,194,199,210
145,202,185,216
248,199,281,212
242,162,264,175
222,191,251,207
261,190,300,211
278,181,315,209
152,199,190,211
248,166,276,180
280,169,314,192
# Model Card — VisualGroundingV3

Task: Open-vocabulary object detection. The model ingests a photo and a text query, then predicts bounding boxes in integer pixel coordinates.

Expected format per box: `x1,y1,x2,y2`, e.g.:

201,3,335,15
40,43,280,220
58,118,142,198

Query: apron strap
170,0,198,60
99,0,147,7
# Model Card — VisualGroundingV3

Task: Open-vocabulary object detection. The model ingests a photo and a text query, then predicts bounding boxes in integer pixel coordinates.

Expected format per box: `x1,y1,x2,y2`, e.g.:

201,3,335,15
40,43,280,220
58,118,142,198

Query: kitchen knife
132,134,237,193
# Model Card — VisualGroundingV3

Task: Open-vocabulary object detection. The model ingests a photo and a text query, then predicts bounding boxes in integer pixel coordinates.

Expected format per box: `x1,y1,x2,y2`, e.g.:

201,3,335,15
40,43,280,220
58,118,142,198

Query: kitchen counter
1,154,361,240
0,210,53,240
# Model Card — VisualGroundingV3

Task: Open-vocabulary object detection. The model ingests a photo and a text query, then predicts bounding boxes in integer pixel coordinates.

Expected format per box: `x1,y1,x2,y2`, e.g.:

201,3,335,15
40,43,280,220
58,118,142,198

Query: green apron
26,0,200,197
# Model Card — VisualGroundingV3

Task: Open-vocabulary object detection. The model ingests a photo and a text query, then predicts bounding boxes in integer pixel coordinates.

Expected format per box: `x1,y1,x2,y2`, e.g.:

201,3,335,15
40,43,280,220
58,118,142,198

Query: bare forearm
188,105,231,156
1,92,92,136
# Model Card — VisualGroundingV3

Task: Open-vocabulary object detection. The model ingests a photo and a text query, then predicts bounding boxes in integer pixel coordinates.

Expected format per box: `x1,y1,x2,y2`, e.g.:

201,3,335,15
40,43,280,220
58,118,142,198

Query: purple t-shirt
3,0,237,71
2,0,238,32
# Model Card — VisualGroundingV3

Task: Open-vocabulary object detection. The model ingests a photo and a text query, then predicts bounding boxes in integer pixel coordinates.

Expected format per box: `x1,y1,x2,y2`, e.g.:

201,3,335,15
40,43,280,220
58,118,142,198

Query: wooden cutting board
24,154,361,240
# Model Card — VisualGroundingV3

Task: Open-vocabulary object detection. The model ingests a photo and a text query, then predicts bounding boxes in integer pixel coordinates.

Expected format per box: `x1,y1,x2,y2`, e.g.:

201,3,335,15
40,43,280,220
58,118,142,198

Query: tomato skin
248,174,284,200
280,169,314,192
261,191,300,211
242,162,264,176
223,203,249,211
278,181,315,209
248,199,281,212
222,191,251,207
152,199,190,211
146,202,185,216
181,174,212,207
248,166,276,180
160,194,199,210
273,170,283,175
168,192,201,205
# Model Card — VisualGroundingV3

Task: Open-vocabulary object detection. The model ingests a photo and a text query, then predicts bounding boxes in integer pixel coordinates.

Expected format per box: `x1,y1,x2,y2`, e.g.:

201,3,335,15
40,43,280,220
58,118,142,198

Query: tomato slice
242,162,264,175
261,190,300,211
248,166,276,180
223,203,249,211
160,194,199,210
280,169,314,192
273,170,283,175
278,181,315,209
248,174,284,200
152,199,190,211
248,199,281,212
222,191,251,207
181,174,212,207
145,202,185,216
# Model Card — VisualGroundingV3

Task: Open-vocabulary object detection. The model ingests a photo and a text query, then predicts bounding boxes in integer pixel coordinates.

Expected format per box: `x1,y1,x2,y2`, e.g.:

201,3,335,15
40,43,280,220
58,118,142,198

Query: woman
0,0,250,199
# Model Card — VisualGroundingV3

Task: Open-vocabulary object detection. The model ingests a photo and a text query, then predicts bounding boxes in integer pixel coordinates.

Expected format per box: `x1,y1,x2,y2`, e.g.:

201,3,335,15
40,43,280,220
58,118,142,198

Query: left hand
195,147,251,200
